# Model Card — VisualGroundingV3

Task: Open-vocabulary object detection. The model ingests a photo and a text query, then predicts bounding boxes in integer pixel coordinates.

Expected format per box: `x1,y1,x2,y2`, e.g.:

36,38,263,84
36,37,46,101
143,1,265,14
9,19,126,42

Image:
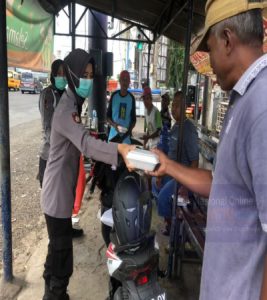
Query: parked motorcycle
102,170,167,300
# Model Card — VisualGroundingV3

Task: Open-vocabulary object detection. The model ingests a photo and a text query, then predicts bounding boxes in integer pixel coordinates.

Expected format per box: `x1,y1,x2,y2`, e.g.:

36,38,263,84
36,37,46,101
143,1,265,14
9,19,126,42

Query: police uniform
39,86,62,186
41,87,118,299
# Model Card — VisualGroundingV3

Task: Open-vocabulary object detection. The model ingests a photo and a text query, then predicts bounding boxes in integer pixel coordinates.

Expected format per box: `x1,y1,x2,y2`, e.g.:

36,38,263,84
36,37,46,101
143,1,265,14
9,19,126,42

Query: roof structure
38,0,206,44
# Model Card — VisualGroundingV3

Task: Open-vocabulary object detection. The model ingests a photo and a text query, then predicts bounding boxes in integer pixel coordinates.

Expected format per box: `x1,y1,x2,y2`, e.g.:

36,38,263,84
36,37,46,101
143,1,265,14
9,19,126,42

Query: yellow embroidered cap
192,0,267,53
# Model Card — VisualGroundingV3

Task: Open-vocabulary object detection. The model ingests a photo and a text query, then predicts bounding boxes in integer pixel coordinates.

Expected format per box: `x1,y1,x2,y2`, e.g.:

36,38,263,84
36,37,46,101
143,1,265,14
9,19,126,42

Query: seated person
160,92,172,130
142,87,162,149
107,70,136,144
152,91,199,235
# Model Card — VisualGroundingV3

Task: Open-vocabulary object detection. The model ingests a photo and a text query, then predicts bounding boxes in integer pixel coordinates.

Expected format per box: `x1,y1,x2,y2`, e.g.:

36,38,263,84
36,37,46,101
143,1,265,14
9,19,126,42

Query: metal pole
168,0,194,279
202,76,209,128
194,73,201,122
138,50,143,88
179,0,193,161
56,31,151,44
0,0,13,282
147,43,151,86
126,41,130,70
71,2,76,50
88,11,107,133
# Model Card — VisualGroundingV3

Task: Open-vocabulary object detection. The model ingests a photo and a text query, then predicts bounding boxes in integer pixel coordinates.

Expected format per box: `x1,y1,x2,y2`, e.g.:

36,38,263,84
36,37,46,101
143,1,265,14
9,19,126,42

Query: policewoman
41,49,134,300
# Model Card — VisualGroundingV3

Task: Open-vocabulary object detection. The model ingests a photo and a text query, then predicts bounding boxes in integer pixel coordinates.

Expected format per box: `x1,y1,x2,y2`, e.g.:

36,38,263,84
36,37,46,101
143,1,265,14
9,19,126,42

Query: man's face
143,94,152,110
119,76,130,92
207,31,233,91
161,98,169,109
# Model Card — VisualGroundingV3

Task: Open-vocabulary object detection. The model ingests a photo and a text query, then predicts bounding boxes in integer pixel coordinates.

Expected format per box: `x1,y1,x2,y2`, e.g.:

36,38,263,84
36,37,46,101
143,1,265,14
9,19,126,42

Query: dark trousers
43,214,73,299
39,157,47,188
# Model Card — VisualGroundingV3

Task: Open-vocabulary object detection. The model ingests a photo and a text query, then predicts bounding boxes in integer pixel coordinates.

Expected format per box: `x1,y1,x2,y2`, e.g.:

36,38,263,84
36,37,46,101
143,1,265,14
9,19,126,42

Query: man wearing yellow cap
149,1,267,299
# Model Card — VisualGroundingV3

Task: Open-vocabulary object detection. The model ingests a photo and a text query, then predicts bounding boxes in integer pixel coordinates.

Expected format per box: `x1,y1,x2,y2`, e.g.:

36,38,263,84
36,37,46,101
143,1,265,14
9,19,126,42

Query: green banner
6,0,54,72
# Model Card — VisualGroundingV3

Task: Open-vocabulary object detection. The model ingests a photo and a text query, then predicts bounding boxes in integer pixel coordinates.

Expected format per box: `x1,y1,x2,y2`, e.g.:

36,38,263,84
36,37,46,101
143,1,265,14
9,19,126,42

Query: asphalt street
8,90,40,128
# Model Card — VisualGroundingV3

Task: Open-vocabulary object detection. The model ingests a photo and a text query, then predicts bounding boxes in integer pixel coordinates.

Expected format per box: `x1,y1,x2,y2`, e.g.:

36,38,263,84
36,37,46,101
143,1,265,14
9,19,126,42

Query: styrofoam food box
100,208,114,227
126,149,159,171
117,125,128,133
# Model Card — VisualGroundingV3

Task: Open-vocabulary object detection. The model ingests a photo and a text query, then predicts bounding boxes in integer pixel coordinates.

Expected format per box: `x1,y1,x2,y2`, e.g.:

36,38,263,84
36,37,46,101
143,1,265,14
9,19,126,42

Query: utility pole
152,39,159,89
0,0,13,282
88,11,107,133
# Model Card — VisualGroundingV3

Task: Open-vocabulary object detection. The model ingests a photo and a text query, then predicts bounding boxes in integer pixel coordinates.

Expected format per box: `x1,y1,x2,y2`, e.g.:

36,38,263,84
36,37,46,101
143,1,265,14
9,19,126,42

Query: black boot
43,287,70,300
42,282,50,300
43,277,70,300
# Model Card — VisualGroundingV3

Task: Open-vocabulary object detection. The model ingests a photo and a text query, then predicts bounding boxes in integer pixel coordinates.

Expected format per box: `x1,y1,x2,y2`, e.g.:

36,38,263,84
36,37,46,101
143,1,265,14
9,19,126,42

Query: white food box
126,149,160,171
100,208,114,227
117,125,128,133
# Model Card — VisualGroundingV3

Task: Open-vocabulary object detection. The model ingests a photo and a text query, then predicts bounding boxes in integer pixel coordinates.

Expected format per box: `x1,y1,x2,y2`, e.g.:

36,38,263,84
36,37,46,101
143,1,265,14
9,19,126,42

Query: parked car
39,77,50,89
8,70,21,91
20,72,43,94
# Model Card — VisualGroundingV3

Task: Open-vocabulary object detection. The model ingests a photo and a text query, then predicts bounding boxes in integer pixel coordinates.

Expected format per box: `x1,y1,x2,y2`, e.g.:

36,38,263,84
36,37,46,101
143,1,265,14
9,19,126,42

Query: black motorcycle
100,169,167,300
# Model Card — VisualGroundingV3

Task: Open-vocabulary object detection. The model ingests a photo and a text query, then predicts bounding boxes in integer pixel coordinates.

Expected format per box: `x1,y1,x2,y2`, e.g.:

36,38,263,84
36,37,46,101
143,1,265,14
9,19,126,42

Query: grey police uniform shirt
39,86,60,160
200,54,267,300
41,88,118,218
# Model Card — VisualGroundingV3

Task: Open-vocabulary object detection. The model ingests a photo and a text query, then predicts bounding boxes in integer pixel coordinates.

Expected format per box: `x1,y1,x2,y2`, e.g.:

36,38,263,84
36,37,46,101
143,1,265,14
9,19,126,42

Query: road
8,90,40,128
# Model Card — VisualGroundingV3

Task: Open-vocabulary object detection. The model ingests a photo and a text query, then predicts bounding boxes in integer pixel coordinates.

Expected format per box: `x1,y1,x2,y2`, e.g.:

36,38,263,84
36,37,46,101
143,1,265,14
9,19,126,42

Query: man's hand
147,148,171,177
114,123,120,133
140,134,149,141
140,134,149,149
117,144,136,171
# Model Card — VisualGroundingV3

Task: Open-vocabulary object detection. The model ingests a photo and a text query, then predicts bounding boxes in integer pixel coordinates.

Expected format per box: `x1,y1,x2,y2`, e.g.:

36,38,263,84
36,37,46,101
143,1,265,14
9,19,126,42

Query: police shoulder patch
72,112,81,123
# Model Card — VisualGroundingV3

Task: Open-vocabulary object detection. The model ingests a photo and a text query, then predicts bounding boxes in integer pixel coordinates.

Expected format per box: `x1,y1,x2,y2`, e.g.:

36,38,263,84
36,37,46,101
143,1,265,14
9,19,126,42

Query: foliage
166,40,185,90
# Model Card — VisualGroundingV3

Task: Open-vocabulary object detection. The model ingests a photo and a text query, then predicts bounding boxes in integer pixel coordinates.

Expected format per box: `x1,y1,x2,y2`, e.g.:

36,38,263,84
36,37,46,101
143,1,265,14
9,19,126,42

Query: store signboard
6,0,54,72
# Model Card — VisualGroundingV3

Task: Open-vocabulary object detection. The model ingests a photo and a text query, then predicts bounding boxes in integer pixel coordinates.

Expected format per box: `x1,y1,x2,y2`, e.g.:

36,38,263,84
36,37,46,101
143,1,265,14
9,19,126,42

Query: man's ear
222,28,235,56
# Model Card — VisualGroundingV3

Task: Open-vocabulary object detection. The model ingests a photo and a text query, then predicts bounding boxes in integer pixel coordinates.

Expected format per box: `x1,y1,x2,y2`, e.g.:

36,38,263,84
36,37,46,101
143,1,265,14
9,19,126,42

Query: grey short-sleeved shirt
41,88,118,218
200,54,267,300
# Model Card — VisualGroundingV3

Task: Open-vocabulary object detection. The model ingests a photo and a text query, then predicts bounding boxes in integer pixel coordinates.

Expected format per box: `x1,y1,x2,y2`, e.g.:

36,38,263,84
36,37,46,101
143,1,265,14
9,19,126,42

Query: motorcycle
101,170,167,300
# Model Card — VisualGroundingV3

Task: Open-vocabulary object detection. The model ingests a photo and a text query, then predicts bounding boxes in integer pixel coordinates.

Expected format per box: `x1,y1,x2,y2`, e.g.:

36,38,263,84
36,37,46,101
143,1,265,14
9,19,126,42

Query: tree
166,40,185,90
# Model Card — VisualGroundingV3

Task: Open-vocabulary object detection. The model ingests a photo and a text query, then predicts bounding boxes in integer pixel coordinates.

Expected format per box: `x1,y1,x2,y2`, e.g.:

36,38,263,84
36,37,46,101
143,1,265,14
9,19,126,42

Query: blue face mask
54,76,67,90
75,78,93,98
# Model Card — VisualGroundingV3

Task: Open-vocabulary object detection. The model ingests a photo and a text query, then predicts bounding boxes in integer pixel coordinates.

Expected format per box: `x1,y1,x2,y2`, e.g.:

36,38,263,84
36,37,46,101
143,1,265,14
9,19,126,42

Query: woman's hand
117,144,136,171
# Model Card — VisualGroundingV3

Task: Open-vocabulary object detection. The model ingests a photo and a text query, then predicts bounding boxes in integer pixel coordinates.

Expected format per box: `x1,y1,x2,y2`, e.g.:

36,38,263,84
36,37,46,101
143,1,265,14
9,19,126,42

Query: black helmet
112,171,152,246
